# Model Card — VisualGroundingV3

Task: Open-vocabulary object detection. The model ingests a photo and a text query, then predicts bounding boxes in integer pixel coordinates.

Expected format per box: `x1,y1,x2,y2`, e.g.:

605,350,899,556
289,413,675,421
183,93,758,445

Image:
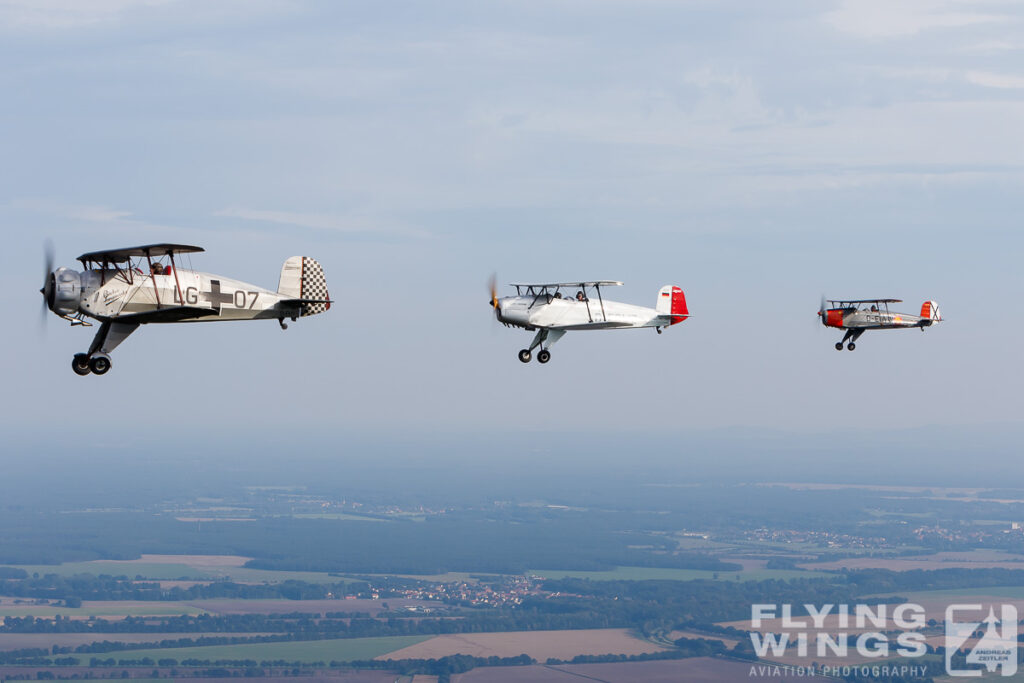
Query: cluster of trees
0,510,741,574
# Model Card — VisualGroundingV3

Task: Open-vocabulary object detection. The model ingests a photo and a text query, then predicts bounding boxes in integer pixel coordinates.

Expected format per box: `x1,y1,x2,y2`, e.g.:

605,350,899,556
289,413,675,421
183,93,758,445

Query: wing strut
169,251,185,308
143,250,162,309
596,284,606,322
88,321,139,356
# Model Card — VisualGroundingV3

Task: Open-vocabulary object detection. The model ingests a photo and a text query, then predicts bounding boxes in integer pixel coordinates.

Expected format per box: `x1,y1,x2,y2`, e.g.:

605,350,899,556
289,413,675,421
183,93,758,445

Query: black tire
72,354,91,376
834,342,843,351
89,355,112,375
537,350,551,364
847,342,856,351
518,349,531,363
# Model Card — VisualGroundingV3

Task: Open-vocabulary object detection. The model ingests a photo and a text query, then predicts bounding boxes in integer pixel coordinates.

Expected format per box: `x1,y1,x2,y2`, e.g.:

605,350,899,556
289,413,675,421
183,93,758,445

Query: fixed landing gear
279,318,288,330
835,330,863,351
71,352,112,375
72,353,91,376
537,349,551,364
89,354,112,375
518,349,532,363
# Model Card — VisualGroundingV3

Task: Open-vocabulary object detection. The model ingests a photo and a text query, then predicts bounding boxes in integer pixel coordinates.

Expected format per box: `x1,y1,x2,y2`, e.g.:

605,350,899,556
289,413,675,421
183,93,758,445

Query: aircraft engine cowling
824,309,845,328
44,267,82,316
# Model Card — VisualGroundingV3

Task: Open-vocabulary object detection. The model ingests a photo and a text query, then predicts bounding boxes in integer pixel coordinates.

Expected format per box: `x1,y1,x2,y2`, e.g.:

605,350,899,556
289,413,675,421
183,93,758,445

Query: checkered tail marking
300,257,330,317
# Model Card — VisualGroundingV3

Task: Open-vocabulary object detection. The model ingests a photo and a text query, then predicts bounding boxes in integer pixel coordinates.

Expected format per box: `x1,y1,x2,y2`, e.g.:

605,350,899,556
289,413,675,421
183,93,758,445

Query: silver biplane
40,243,331,375
818,297,941,350
488,279,689,363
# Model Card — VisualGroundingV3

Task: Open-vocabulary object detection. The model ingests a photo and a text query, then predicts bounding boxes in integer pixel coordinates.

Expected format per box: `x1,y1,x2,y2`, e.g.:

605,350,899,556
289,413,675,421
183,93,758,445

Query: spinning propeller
817,294,826,327
488,273,500,317
39,240,55,328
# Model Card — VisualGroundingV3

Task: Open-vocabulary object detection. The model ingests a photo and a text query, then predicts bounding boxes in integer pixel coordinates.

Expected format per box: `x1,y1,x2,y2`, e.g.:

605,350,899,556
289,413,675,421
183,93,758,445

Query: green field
2,561,214,580
530,566,834,582
88,635,432,663
0,602,204,617
0,561,350,585
867,585,1024,600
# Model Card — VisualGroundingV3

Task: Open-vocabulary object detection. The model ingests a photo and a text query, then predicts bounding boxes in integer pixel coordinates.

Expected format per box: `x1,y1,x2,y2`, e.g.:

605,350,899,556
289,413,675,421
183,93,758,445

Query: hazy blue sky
2,1,1022,448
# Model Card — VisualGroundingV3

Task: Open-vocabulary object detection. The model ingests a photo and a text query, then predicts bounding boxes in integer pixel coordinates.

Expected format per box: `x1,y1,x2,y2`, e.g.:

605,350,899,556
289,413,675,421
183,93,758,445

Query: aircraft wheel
834,342,843,351
847,342,856,351
72,354,91,376
89,354,112,375
518,349,531,363
537,350,551,364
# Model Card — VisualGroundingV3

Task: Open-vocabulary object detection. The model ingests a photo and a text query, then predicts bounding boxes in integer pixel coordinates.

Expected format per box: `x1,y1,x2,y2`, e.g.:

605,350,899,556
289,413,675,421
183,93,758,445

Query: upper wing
828,298,902,305
103,306,218,323
509,281,623,288
78,244,205,264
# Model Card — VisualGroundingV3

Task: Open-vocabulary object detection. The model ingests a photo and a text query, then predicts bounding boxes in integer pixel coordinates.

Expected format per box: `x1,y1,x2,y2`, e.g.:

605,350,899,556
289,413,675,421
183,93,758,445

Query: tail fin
278,256,331,317
656,285,689,325
920,300,940,322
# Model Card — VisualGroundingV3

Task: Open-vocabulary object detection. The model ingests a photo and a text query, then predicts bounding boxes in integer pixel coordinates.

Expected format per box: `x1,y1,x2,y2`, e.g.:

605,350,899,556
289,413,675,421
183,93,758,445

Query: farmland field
1,554,352,585
96,635,432,663
378,628,666,661
531,566,832,582
453,657,805,682
187,597,438,615
0,632,272,652
0,600,205,618
801,550,1024,571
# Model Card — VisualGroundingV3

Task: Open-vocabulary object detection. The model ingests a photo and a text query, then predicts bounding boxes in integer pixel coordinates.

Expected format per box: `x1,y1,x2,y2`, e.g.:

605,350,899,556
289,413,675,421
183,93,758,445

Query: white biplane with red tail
488,279,689,364
818,297,941,351
40,243,331,375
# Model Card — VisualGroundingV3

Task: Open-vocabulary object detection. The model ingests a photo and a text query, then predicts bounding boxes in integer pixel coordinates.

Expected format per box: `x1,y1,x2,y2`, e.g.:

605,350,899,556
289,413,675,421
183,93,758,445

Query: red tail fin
656,286,688,324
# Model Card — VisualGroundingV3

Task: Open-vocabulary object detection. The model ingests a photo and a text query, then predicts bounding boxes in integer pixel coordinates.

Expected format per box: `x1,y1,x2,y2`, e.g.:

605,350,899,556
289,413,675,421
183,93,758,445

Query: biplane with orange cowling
817,297,941,350
40,243,331,375
488,279,689,364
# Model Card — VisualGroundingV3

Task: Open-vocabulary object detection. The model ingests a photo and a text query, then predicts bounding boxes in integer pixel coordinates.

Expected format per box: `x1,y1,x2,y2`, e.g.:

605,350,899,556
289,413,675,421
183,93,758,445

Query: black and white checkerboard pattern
300,257,330,317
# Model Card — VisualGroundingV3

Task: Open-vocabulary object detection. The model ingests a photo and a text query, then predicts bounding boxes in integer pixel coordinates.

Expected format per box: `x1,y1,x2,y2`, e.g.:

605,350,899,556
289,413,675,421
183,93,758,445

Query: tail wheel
518,349,531,363
847,343,856,351
537,350,551,364
72,354,91,376
89,354,112,375
834,342,843,351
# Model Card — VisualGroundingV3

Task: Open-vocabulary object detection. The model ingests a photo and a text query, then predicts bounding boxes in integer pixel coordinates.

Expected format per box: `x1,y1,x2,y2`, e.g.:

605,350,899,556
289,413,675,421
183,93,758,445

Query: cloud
0,0,174,30
213,207,430,239
823,0,1004,39
965,69,1024,89
9,198,181,236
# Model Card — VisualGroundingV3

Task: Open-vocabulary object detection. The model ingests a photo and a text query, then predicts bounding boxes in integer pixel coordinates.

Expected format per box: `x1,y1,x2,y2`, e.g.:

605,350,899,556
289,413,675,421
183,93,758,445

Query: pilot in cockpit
870,305,877,312
576,291,586,302
152,263,164,276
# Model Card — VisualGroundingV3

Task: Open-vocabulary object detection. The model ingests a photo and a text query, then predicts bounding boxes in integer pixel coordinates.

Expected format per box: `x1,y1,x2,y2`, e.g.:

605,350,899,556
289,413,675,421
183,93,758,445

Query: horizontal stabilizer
279,298,333,307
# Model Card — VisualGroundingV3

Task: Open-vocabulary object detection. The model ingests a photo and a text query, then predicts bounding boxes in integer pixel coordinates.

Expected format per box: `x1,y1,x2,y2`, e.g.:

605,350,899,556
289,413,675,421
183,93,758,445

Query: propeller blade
488,273,499,310
818,294,826,326
43,239,54,282
40,240,55,332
